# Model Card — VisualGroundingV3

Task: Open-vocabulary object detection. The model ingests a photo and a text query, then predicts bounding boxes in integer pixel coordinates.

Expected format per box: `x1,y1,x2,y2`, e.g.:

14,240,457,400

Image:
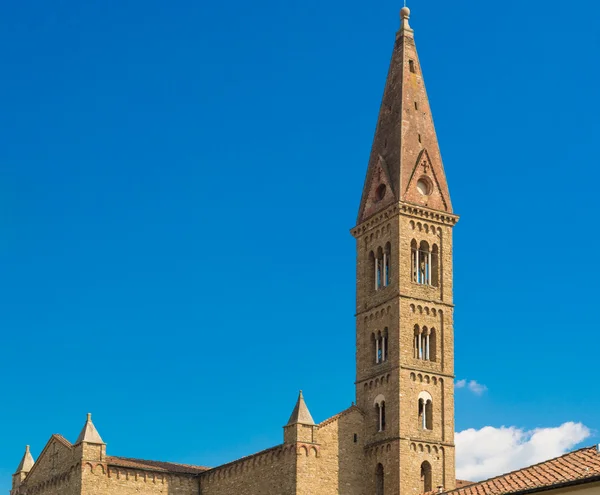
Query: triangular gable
24,435,74,484
358,155,396,222
404,149,450,212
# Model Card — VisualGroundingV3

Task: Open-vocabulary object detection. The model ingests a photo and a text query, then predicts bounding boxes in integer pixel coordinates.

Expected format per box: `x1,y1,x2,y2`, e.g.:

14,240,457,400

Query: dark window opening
376,464,385,495
409,60,416,73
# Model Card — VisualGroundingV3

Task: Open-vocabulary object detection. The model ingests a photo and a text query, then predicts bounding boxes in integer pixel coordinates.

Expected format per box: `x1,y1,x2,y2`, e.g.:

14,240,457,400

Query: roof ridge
319,405,364,428
443,446,598,494
51,434,72,448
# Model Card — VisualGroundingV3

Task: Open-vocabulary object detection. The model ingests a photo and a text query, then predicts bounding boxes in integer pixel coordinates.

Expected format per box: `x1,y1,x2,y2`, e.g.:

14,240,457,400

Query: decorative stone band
352,202,459,238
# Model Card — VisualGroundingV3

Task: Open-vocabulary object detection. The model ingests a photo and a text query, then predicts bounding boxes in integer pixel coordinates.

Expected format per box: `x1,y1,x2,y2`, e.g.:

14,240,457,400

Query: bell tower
351,7,458,495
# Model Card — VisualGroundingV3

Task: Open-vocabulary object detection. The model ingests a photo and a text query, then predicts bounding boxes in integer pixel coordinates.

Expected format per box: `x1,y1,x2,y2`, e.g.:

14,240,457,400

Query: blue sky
0,0,599,489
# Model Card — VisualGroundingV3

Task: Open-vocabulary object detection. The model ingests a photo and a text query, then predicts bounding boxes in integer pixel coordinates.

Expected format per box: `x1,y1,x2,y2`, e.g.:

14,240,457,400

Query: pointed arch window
411,240,439,286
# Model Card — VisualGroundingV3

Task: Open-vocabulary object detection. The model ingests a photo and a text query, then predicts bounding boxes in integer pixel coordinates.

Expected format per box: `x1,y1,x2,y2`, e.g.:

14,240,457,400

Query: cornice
351,202,459,238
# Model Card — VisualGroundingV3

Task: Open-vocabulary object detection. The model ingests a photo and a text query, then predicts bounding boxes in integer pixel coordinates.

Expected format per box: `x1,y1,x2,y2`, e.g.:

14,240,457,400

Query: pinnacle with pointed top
14,445,35,474
75,413,105,445
286,391,315,426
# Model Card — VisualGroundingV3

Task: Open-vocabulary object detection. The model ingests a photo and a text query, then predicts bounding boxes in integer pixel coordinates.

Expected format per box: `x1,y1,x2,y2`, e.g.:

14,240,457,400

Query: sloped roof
106,456,209,475
75,413,104,445
286,391,315,426
442,446,600,495
14,446,35,474
319,405,364,428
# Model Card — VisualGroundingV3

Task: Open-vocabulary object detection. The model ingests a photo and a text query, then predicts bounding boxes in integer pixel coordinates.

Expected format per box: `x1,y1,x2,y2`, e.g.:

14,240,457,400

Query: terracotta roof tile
441,446,600,495
106,456,209,475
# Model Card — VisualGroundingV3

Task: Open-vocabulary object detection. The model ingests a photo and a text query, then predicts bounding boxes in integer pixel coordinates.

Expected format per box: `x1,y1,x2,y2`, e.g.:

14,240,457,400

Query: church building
10,7,600,495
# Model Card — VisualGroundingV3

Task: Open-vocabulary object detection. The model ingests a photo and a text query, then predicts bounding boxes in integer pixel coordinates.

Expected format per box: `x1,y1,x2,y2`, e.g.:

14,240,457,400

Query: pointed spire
14,445,35,474
357,7,453,223
75,413,105,445
286,391,315,426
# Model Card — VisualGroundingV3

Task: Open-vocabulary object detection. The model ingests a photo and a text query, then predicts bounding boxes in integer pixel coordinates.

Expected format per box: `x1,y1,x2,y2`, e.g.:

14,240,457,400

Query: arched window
384,242,391,286
383,327,389,362
374,395,386,432
432,244,439,286
414,325,421,359
376,247,384,289
373,246,390,291
369,251,376,290
421,461,432,493
375,329,389,364
428,328,436,362
411,240,439,287
418,392,433,430
414,326,435,362
376,463,385,495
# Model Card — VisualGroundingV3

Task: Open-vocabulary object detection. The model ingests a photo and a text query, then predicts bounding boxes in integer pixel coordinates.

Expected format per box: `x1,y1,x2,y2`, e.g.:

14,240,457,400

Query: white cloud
456,422,591,482
455,379,488,396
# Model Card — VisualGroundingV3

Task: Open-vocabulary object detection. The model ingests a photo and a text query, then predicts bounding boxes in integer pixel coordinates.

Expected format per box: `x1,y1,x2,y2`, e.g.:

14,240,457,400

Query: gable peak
75,413,105,445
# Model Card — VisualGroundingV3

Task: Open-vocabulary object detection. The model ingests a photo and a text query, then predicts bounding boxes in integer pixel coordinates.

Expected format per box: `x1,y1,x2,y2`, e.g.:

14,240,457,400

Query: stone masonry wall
81,464,198,495
199,445,296,495
11,437,82,495
296,408,366,495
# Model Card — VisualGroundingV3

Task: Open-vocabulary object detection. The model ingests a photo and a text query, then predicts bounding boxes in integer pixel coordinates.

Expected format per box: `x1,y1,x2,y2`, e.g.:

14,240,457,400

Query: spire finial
87,413,92,421
25,445,30,453
400,4,412,32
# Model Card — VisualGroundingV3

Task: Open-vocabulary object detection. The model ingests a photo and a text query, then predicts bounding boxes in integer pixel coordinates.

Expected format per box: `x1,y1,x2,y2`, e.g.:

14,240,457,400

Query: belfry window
421,462,432,493
418,392,433,430
374,328,389,364
414,326,436,362
411,240,439,286
375,396,386,432
372,244,391,291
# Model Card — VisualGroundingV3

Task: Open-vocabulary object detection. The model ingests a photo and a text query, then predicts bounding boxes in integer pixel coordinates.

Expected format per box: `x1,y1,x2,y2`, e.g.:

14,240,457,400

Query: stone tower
351,7,458,495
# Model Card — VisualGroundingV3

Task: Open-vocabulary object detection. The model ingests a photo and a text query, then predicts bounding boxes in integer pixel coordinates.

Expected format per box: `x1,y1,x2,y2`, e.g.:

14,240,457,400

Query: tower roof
75,413,105,445
286,391,315,426
357,6,453,223
14,445,35,475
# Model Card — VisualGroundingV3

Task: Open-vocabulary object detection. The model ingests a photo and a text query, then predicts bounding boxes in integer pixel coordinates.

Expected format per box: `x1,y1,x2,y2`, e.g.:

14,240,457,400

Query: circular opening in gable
376,184,387,202
416,178,432,196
